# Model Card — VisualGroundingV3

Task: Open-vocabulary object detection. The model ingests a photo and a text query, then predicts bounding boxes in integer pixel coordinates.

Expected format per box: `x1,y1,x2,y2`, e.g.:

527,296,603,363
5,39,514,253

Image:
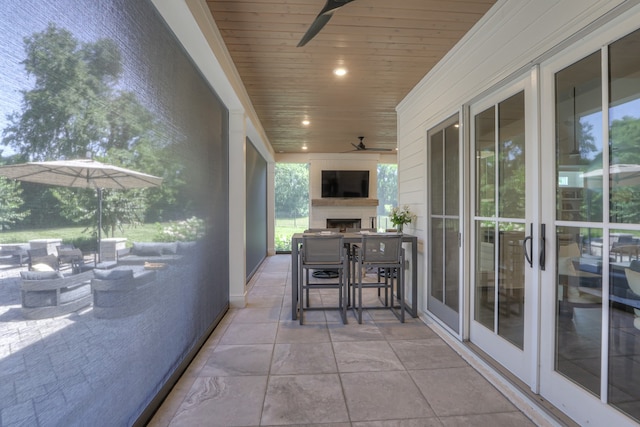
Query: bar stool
299,234,348,324
353,234,405,323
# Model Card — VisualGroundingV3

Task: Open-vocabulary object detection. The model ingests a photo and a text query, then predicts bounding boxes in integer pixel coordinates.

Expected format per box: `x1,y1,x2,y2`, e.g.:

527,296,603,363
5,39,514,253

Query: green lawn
0,223,162,251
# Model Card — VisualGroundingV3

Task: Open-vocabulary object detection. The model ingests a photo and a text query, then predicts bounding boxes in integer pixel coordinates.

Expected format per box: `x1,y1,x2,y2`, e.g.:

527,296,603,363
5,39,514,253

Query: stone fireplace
309,198,378,231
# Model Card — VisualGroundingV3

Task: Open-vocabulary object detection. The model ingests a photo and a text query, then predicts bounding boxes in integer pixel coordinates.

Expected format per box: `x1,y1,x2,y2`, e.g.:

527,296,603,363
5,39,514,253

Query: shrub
155,217,205,242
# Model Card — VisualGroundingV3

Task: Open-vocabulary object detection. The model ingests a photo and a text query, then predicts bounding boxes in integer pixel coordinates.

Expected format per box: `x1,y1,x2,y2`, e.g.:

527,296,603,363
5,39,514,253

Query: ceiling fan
297,0,357,47
350,136,393,152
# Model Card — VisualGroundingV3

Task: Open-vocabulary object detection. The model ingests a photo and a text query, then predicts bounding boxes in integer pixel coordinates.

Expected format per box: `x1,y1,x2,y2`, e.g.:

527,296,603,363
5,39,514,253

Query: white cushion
32,263,55,272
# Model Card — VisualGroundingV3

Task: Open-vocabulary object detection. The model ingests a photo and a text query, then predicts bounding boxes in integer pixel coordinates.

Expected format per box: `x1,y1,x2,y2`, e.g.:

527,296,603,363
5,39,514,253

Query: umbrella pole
97,187,102,263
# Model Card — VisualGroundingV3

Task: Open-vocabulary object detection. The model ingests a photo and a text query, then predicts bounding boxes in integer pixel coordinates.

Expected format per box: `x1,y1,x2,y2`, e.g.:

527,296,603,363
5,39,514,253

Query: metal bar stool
299,234,348,325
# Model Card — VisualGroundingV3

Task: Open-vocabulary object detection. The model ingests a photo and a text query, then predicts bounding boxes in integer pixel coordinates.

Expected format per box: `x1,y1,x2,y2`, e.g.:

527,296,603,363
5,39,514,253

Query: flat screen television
321,170,370,198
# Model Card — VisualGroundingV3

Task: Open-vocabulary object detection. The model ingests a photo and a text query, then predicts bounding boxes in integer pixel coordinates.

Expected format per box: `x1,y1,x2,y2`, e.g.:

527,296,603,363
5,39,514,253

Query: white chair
299,234,348,325
624,268,640,330
353,234,405,324
557,243,601,318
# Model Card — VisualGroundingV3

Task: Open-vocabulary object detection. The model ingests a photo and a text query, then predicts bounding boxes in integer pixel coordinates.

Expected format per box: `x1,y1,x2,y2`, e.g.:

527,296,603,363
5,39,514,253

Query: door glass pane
475,221,496,329
445,123,459,216
608,28,640,421
431,131,444,215
610,29,640,225
474,91,526,350
445,218,460,311
476,108,496,216
555,226,602,396
428,117,460,331
555,52,603,222
497,225,525,348
431,218,444,302
498,92,526,219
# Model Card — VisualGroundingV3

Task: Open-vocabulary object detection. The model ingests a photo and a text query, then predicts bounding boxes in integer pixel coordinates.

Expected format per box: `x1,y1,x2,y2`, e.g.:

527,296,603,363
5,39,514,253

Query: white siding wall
396,0,630,314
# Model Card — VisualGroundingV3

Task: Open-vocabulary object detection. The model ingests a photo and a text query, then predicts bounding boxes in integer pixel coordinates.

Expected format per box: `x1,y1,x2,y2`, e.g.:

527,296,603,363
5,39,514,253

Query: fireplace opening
326,218,361,232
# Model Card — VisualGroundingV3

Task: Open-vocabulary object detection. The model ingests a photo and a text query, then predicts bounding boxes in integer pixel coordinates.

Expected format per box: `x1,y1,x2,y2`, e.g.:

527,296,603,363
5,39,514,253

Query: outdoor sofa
115,241,196,266
20,269,93,320
91,268,157,319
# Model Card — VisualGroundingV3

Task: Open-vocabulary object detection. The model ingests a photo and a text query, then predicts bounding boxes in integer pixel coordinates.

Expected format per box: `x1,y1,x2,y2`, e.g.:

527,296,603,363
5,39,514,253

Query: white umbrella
581,164,640,187
0,158,163,260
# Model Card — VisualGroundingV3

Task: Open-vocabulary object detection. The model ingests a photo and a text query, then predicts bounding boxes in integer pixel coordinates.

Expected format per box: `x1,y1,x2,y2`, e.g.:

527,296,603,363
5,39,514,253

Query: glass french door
539,23,640,426
428,115,461,333
470,78,537,385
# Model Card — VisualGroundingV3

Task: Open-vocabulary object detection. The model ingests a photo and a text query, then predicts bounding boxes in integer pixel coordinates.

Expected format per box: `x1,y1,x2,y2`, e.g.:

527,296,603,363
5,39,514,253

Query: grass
0,223,162,250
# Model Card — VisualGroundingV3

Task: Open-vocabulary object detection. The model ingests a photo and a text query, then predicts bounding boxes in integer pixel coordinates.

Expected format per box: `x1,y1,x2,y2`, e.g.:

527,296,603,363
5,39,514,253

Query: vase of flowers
389,205,415,232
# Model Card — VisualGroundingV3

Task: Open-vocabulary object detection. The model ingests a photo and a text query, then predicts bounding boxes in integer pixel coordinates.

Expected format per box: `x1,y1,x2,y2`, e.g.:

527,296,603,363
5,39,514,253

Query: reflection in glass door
540,26,640,425
428,116,460,333
471,86,532,383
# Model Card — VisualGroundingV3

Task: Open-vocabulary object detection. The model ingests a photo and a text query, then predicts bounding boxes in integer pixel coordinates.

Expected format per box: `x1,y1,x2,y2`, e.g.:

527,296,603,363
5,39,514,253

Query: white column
229,110,247,308
267,161,276,255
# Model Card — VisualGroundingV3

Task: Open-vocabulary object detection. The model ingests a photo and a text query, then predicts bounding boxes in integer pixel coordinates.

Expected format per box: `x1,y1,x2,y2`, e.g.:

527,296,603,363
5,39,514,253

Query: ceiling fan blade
297,13,333,47
297,0,357,47
351,142,362,150
365,147,393,152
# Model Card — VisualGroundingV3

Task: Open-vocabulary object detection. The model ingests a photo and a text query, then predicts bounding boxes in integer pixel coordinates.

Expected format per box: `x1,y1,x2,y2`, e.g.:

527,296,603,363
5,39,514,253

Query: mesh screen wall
0,0,229,424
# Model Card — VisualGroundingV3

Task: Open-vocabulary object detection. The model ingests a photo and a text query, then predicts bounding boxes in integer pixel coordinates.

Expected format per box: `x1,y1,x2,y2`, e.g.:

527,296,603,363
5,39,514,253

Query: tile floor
149,255,549,426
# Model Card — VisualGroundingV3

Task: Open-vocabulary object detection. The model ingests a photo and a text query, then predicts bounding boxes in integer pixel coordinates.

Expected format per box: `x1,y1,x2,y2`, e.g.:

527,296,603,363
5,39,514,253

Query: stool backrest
361,235,403,264
302,235,344,263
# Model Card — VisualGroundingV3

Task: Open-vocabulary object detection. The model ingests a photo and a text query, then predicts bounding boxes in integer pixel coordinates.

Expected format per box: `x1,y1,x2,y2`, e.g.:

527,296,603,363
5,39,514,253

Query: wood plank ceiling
206,0,496,153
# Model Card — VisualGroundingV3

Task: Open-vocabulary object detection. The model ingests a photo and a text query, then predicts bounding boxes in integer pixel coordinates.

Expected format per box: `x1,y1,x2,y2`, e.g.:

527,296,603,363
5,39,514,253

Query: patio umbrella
0,158,163,260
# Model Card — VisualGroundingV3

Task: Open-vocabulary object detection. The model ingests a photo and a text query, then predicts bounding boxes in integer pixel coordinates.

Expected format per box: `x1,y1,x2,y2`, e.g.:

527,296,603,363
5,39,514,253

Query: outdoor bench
21,270,93,319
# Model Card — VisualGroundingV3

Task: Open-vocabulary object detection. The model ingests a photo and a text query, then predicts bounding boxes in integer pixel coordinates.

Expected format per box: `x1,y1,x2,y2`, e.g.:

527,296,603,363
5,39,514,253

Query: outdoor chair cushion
94,269,134,281
31,258,59,272
131,242,179,256
21,270,64,280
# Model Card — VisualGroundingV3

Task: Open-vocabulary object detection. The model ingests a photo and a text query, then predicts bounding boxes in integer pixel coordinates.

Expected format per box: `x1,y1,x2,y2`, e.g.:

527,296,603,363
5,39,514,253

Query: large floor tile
169,376,267,427
333,341,404,372
352,420,443,427
388,339,468,370
199,344,273,377
409,367,518,417
219,322,278,345
276,321,330,343
328,322,385,342
439,411,536,426
261,374,349,425
271,343,337,375
232,306,282,323
376,321,438,341
341,371,435,421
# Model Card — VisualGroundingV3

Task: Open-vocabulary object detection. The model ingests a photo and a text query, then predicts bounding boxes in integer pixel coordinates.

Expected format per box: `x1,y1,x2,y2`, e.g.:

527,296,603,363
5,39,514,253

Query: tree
0,177,29,231
275,163,309,219
609,116,640,224
0,24,183,230
377,164,397,216
2,24,121,160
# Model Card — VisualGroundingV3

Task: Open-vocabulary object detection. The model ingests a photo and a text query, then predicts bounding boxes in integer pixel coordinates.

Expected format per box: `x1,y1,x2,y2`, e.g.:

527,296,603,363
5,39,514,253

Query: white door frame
468,72,541,388
538,7,640,426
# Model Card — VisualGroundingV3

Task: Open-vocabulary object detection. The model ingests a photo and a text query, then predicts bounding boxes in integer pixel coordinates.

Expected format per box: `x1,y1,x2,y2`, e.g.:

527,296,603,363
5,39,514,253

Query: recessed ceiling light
302,145,308,150
334,68,347,77
302,119,310,126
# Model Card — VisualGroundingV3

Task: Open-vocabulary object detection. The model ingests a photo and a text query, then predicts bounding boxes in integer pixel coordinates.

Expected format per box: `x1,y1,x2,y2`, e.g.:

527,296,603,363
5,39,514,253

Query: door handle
539,223,546,271
523,223,533,268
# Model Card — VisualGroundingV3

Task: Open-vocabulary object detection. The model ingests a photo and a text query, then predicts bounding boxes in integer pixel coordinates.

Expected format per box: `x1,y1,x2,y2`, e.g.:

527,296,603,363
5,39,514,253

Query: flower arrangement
389,205,415,231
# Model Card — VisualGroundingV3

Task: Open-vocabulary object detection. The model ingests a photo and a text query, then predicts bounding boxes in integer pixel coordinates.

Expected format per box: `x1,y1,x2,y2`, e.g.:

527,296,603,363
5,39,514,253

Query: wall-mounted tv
321,170,370,198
